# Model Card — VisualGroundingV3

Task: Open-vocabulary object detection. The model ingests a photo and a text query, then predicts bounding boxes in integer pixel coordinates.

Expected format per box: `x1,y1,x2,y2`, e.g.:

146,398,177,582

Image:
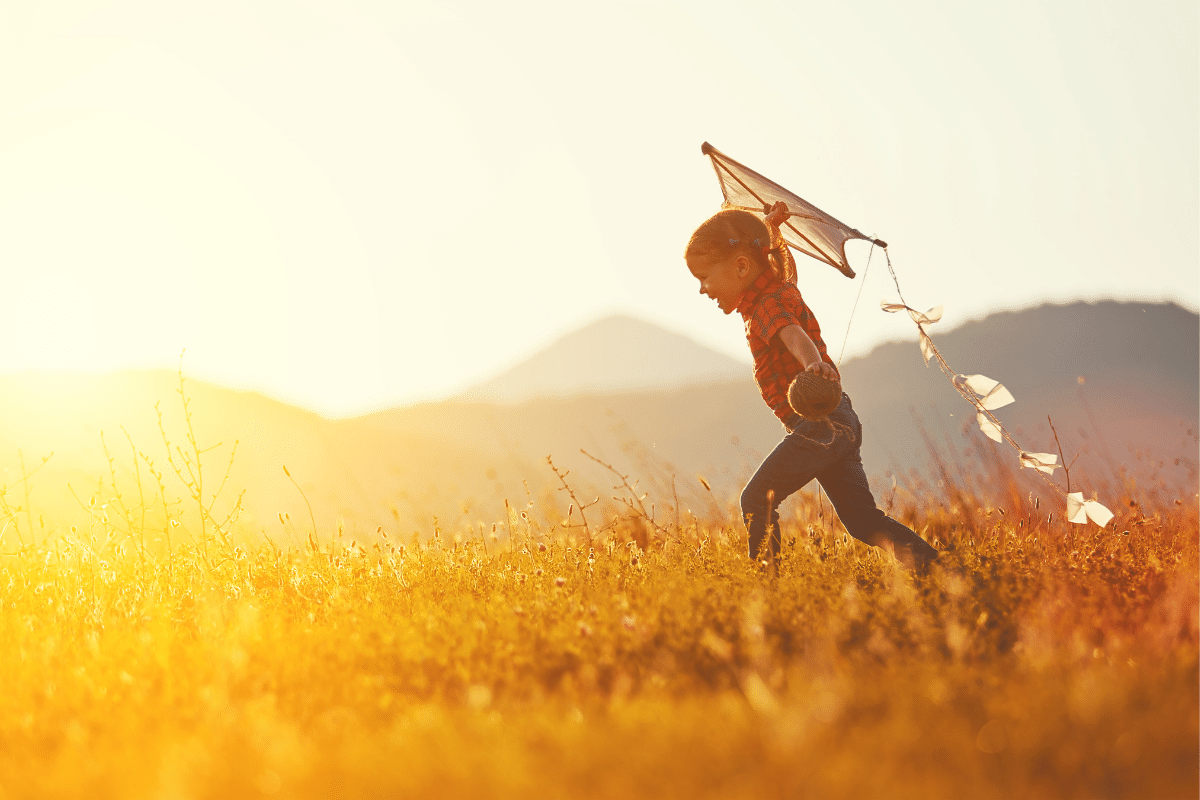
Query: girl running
684,202,938,570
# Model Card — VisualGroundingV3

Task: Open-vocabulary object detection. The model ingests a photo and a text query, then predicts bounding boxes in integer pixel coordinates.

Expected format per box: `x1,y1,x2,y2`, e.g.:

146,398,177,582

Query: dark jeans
741,393,937,567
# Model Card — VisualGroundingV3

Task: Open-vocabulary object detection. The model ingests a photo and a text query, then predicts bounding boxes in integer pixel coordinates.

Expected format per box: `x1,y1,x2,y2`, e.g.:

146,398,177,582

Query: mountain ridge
0,300,1193,539
457,313,747,402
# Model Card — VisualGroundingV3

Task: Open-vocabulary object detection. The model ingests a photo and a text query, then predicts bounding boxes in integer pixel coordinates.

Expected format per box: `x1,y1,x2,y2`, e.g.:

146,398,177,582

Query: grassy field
0,394,1196,799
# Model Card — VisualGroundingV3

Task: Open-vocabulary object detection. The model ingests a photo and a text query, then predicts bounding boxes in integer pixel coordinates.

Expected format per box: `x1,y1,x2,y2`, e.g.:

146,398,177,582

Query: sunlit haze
2,1,1196,417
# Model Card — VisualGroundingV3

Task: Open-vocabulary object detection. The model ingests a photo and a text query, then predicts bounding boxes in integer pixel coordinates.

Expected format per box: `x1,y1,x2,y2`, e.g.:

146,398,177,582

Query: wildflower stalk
546,455,597,546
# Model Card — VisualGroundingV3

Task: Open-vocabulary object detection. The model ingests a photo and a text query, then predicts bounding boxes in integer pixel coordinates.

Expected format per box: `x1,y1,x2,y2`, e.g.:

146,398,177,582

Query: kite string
835,240,874,368
883,247,908,309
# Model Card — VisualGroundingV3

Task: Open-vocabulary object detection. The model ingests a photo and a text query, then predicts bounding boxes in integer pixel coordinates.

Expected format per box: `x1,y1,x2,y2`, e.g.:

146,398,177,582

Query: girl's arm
764,202,797,283
778,325,839,380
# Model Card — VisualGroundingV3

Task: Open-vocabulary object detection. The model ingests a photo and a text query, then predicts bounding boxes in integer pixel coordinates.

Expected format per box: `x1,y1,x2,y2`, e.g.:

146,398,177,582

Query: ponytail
765,220,797,284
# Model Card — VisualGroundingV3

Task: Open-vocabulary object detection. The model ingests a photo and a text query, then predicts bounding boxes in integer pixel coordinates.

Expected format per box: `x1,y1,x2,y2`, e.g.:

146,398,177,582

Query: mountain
839,300,1198,494
363,299,1197,517
458,314,748,402
0,301,1193,544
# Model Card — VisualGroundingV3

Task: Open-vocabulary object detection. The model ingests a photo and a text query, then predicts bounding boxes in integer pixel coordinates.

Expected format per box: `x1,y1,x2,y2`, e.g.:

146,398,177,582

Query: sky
1,0,1196,418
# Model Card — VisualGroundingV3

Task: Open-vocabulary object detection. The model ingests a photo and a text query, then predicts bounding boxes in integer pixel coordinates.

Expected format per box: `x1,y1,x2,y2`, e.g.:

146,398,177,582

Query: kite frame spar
701,142,886,280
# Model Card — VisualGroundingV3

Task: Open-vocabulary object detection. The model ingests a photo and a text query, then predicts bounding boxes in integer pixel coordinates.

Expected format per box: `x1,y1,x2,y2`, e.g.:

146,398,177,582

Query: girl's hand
806,359,838,381
765,201,790,228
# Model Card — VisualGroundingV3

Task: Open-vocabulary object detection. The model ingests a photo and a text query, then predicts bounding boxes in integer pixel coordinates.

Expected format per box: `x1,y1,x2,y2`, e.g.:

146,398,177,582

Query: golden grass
0,486,1195,799
0,380,1195,799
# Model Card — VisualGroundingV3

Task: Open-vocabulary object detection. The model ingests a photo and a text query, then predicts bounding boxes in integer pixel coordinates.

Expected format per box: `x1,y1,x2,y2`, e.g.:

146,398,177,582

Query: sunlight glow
15,276,97,371
0,1,1193,416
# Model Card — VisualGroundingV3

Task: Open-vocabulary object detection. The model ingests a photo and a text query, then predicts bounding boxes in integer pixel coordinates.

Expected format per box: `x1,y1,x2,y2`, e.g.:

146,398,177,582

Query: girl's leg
741,397,860,560
741,444,816,560
816,449,938,569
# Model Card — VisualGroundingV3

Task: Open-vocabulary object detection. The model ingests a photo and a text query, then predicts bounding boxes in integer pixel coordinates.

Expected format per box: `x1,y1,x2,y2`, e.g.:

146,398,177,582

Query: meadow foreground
0,483,1195,800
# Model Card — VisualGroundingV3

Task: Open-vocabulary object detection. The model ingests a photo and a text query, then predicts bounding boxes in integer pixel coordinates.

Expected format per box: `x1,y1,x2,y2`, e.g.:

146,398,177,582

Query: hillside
842,301,1198,491
0,301,1193,541
458,314,747,402
354,300,1197,531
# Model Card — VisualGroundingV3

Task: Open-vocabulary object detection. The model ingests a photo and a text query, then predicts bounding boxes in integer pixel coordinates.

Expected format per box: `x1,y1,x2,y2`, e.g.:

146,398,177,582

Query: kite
698,142,1113,527
701,141,885,279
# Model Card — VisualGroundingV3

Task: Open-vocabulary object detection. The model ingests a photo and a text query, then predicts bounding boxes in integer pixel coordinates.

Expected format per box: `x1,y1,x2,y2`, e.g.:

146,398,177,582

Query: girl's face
688,253,758,315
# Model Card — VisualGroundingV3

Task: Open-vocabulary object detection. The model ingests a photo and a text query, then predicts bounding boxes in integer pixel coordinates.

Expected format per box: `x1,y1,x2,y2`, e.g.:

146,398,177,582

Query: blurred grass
0,483,1195,799
0,379,1195,799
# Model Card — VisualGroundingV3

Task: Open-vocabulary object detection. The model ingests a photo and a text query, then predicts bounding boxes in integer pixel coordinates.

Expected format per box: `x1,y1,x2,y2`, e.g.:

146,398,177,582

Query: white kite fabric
1067,493,1116,527
701,142,882,279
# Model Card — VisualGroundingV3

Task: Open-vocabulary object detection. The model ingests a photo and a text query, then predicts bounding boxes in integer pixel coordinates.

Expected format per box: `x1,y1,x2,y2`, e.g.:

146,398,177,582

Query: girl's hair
684,208,796,284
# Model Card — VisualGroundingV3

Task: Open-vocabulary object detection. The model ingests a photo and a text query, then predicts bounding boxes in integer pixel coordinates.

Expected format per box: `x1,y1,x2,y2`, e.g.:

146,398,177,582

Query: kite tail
879,249,1114,527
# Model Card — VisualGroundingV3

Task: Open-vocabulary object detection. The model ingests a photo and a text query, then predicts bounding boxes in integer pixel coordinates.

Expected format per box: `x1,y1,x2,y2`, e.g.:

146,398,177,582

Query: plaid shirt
736,272,838,425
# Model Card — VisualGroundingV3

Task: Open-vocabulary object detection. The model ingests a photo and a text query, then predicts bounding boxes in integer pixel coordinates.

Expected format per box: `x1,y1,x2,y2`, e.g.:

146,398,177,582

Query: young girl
685,203,938,570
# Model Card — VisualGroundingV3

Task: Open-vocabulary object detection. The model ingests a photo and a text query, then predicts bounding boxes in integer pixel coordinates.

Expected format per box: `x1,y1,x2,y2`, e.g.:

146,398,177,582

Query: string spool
788,372,842,420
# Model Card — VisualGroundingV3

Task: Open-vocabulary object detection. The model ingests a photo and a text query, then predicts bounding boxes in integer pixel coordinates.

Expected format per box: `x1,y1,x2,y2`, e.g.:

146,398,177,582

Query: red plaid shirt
736,272,838,425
